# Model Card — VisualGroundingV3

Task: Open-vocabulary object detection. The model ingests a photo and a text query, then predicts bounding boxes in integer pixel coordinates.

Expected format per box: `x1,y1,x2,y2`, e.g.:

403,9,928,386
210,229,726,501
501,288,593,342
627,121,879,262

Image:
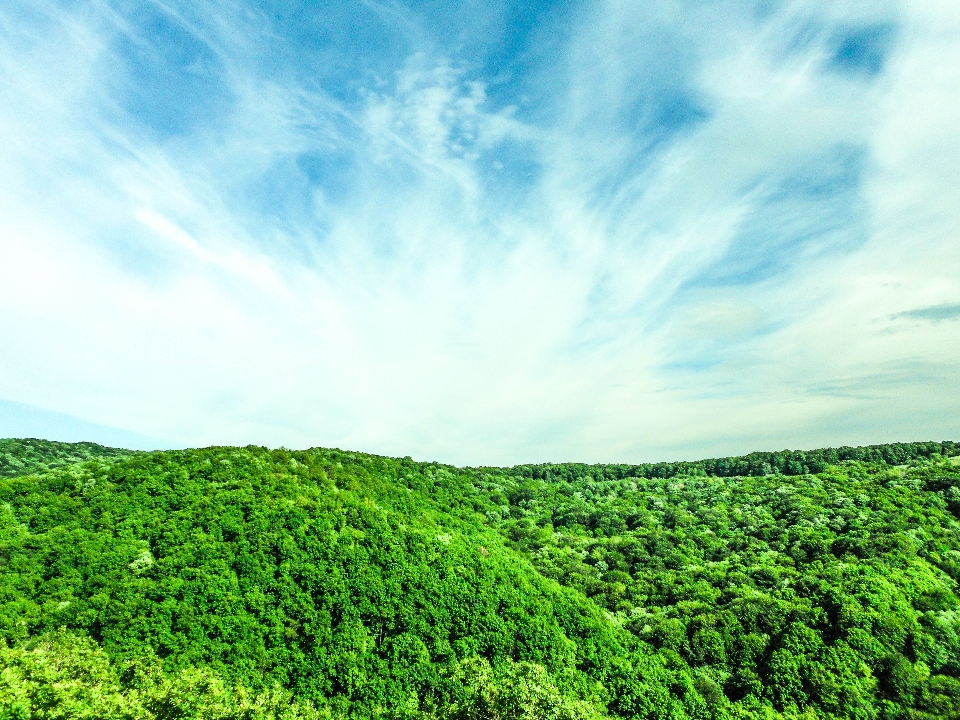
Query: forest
1,438,960,719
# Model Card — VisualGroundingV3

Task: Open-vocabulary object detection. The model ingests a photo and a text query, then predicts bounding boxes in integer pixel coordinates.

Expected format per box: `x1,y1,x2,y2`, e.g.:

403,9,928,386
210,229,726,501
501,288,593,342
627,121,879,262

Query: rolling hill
1,438,959,719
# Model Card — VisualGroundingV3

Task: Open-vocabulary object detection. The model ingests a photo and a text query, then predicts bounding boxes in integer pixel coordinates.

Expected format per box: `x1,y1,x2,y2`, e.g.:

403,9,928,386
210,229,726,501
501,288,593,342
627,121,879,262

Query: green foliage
0,446,710,719
462,453,960,720
503,441,959,482
433,656,603,720
0,629,324,719
0,440,131,480
1,440,959,719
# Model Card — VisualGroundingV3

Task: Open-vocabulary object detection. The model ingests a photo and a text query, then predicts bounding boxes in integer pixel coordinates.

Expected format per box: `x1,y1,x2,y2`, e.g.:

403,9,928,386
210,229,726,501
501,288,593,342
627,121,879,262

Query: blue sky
1,0,958,464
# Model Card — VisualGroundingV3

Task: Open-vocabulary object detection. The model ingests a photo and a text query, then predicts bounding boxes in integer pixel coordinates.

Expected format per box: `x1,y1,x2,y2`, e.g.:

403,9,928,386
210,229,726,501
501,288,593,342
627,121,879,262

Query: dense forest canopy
1,438,959,719
0,438,132,479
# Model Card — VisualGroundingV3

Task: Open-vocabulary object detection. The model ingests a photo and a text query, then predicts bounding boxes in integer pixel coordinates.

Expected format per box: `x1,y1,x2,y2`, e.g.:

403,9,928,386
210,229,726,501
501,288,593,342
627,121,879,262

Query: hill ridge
2,438,960,718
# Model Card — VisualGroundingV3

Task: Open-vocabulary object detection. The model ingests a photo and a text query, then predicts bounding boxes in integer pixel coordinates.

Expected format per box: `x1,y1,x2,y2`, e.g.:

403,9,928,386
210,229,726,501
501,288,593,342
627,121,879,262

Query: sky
1,0,959,465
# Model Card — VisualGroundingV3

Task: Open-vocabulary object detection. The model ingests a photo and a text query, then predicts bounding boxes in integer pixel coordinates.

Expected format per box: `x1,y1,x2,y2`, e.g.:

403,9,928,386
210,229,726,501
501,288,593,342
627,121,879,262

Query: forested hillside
1,439,959,719
0,438,132,479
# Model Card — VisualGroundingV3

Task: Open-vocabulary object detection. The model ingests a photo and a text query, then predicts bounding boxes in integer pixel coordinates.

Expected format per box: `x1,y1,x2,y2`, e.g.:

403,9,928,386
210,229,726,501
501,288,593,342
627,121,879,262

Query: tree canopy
1,439,959,719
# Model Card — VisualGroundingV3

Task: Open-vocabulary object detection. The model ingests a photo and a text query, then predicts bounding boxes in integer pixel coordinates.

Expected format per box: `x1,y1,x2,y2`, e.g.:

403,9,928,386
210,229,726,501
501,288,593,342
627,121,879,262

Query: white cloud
0,0,958,464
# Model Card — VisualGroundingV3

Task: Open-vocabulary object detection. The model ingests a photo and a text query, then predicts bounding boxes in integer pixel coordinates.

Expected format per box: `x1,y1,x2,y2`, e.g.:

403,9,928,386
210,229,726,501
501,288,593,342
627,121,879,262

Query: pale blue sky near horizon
0,399,169,451
1,0,959,465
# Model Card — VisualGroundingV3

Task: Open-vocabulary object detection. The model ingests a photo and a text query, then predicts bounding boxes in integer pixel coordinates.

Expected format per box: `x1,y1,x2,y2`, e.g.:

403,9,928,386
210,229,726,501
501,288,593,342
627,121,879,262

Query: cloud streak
1,0,958,464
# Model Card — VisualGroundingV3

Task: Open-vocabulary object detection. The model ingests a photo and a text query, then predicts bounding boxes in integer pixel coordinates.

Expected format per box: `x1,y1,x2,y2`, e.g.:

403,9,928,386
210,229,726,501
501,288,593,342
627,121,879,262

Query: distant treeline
505,440,960,482
0,438,131,479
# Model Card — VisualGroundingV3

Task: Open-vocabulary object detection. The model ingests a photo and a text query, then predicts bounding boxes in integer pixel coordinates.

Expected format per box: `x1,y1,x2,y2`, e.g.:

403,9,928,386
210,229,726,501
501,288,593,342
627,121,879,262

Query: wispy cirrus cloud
892,304,960,323
0,0,958,463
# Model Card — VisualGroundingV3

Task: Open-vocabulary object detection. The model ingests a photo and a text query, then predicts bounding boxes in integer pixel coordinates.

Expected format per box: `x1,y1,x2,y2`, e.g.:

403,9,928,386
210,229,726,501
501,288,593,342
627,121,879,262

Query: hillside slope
0,445,704,719
1,440,959,719
0,438,132,479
